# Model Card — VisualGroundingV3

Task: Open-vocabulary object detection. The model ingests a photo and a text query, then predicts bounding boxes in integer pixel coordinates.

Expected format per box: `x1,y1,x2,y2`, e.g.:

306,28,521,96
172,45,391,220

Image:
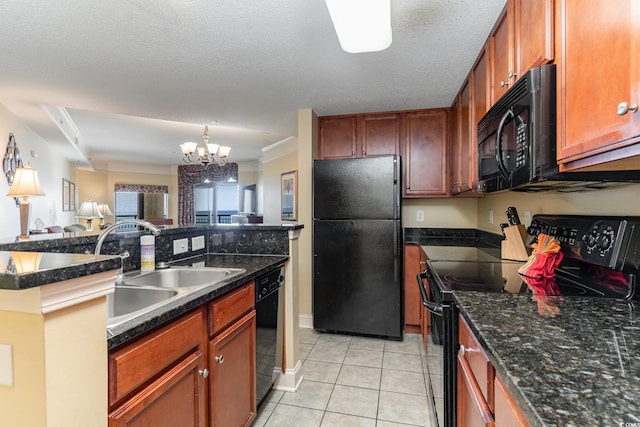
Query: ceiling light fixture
180,126,231,166
325,0,392,53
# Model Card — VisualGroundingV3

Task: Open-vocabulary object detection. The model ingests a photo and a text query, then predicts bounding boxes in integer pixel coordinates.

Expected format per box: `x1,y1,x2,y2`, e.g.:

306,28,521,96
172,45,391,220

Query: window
194,183,238,224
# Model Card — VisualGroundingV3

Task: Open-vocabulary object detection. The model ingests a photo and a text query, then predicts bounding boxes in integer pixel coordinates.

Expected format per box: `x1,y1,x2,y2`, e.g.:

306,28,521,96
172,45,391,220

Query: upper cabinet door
514,0,554,75
489,3,514,103
359,113,401,157
403,109,449,197
557,0,640,166
318,115,358,159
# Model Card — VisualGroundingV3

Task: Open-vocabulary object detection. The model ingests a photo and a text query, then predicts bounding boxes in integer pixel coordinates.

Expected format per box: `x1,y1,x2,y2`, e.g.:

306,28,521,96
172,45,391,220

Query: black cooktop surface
428,259,633,299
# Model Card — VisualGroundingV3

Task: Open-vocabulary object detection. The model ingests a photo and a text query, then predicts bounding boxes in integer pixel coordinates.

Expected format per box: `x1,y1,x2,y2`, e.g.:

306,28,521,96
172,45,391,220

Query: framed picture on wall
62,179,70,211
281,170,297,221
69,181,76,212
62,179,76,212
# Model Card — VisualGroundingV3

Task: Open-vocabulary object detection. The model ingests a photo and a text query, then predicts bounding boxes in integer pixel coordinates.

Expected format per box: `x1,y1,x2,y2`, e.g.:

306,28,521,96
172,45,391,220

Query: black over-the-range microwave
477,64,640,192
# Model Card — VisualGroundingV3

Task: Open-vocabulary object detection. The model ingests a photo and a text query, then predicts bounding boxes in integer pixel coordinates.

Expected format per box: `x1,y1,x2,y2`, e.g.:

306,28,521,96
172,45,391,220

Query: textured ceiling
0,0,506,170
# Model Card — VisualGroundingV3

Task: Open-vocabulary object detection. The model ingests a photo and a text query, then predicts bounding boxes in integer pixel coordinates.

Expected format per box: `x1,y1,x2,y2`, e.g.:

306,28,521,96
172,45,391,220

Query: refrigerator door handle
393,226,398,278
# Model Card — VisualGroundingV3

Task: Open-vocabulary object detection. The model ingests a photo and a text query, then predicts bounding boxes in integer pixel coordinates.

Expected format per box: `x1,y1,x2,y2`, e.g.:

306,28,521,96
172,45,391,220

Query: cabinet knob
500,80,509,87
459,344,476,356
198,368,209,378
406,185,410,189
508,71,517,78
352,151,356,156
617,102,638,116
215,355,225,364
362,151,366,155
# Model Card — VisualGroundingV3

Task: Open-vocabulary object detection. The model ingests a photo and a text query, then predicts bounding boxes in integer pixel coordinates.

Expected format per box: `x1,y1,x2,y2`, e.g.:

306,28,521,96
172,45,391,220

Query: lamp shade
75,201,103,219
6,164,46,198
97,203,113,217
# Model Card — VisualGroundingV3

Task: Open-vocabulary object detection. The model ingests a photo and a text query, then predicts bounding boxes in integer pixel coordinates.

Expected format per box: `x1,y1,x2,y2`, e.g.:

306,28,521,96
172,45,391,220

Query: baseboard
272,359,303,392
299,313,313,329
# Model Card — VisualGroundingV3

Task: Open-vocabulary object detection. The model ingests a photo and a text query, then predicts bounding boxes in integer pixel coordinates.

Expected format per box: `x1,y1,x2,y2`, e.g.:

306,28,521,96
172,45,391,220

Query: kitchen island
455,291,640,426
0,222,304,427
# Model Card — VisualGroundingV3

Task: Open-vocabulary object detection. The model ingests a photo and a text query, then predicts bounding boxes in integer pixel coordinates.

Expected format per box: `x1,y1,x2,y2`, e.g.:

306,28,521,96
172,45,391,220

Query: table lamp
75,200,103,231
6,163,46,240
97,203,113,229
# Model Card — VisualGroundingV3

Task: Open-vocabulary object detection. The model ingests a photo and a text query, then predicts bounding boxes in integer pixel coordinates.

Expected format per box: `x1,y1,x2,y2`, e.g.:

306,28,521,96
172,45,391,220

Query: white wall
0,103,76,239
261,151,298,224
477,184,640,233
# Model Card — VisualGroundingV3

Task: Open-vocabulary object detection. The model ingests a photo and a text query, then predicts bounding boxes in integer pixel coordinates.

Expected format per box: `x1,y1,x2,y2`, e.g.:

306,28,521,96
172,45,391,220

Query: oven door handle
416,270,442,316
495,108,514,181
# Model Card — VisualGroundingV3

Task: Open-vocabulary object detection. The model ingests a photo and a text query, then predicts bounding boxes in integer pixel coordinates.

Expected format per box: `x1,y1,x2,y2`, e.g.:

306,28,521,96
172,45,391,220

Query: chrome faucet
95,219,161,255
94,220,162,283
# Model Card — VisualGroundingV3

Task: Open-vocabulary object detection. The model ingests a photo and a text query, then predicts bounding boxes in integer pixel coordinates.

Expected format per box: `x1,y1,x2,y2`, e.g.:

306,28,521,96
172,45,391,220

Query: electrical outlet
416,210,425,222
489,209,494,225
173,238,189,255
524,211,532,227
192,235,205,251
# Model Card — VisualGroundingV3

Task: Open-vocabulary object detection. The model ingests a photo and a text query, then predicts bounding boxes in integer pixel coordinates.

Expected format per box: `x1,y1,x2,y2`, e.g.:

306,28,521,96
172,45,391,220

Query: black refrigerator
313,156,403,340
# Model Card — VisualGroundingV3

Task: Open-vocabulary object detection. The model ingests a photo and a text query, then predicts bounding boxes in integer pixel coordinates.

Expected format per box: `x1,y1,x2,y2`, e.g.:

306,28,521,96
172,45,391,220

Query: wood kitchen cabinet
457,314,495,427
489,2,513,103
319,108,450,198
488,0,554,106
556,0,640,169
458,314,530,427
108,281,257,427
318,112,400,159
208,282,256,427
403,108,449,197
404,244,427,335
450,78,475,195
108,308,208,427
495,375,530,427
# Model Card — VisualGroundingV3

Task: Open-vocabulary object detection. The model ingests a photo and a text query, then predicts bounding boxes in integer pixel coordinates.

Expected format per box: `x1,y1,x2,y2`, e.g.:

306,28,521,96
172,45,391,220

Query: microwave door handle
495,109,514,181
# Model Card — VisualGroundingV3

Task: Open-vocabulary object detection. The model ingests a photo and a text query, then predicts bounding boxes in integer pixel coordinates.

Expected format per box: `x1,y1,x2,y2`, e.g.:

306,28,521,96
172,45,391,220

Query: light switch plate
0,344,14,387
416,210,425,222
192,235,205,251
173,238,189,255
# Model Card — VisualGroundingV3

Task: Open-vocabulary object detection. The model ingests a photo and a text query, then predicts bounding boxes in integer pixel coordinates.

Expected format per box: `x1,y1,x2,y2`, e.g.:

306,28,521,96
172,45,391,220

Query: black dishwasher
255,266,285,406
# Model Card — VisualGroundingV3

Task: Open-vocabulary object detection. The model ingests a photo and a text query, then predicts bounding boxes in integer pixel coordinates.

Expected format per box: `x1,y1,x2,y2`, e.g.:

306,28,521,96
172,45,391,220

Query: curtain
178,164,238,225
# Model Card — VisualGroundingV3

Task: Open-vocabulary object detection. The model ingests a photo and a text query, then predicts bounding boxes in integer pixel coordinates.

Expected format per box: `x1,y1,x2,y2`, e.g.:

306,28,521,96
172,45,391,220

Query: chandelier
180,126,231,166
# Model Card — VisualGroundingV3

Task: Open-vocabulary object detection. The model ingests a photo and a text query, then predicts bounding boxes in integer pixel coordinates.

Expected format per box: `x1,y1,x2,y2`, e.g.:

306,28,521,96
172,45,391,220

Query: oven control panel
528,215,640,272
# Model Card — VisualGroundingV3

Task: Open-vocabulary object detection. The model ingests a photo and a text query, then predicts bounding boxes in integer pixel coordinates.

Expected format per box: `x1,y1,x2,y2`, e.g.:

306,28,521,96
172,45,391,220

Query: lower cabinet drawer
209,281,254,336
109,308,206,407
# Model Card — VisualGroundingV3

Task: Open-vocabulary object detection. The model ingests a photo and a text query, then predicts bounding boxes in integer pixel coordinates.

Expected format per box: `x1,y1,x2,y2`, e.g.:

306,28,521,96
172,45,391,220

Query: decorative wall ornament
3,133,24,206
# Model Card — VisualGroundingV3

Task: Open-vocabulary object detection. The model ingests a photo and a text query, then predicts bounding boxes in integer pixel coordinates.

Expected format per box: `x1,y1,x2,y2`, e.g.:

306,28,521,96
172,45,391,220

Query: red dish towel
518,233,563,278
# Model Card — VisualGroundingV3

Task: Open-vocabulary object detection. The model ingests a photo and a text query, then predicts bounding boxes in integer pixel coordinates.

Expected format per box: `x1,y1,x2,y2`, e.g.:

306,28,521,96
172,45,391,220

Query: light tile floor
252,330,444,427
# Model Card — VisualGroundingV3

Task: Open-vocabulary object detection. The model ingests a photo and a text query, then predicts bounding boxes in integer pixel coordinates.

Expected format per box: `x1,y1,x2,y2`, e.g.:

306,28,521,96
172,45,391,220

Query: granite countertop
107,253,288,349
0,251,121,289
455,291,640,426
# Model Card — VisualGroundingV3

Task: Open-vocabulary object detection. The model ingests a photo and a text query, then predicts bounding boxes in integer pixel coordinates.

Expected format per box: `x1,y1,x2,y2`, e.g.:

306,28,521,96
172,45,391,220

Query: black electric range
419,215,640,427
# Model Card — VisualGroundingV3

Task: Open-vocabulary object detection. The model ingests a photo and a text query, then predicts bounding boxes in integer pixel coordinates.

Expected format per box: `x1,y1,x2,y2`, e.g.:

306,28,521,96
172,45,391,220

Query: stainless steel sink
107,286,184,329
122,267,246,288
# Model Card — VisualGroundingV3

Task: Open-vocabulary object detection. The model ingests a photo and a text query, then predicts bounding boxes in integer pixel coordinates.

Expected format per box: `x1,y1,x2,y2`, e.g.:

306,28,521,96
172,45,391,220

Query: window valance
114,183,169,194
